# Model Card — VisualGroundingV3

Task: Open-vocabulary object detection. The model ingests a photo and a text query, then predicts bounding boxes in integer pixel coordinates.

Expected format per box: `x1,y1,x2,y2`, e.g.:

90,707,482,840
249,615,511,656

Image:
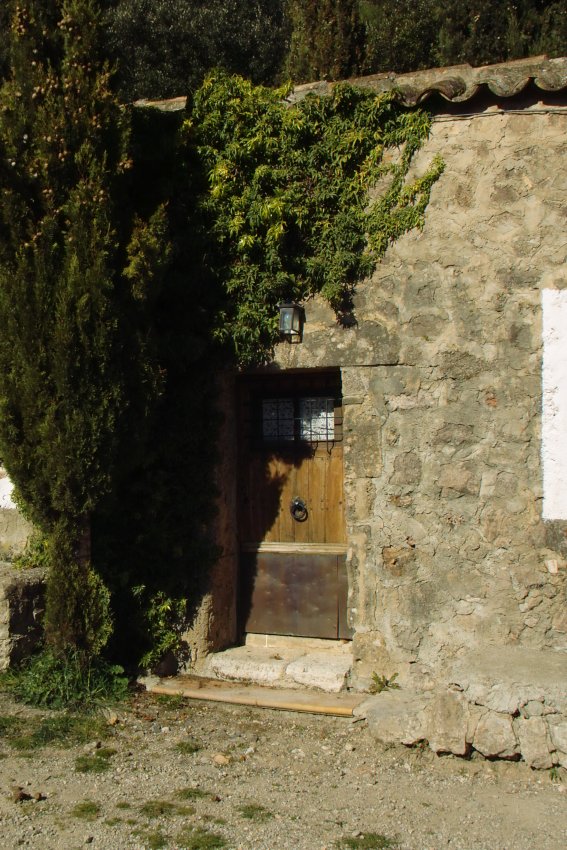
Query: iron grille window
261,396,337,444
262,398,295,441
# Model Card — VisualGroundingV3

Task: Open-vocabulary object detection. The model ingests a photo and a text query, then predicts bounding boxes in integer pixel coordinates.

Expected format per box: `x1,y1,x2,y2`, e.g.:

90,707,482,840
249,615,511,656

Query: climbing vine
188,72,444,365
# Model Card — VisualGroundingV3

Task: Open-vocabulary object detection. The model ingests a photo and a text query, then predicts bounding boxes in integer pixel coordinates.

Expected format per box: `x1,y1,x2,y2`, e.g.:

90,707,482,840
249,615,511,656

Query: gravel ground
0,688,566,850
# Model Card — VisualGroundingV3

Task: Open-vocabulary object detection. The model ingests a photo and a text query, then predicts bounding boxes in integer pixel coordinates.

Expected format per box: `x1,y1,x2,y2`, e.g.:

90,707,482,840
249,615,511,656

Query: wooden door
238,371,351,639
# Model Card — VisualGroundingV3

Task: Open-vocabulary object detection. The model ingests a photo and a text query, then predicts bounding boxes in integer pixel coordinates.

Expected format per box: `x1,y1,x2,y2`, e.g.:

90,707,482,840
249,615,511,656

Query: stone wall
182,372,239,667
0,564,45,670
270,99,567,690
0,464,31,560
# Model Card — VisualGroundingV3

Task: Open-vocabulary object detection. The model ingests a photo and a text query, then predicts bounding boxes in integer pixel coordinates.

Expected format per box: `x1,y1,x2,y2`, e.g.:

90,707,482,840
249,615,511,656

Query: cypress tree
284,0,364,83
0,0,169,656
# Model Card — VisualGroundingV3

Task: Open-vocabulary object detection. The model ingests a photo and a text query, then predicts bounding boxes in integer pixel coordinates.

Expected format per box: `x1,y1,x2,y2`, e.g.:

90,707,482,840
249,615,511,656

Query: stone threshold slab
143,675,365,717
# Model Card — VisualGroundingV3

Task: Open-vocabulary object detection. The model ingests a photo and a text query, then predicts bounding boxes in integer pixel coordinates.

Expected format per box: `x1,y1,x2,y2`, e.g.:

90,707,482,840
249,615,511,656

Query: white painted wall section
0,472,17,510
542,289,567,520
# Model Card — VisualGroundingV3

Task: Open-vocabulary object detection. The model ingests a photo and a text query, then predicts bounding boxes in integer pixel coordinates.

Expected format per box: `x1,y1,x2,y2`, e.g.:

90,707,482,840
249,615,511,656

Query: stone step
198,640,353,694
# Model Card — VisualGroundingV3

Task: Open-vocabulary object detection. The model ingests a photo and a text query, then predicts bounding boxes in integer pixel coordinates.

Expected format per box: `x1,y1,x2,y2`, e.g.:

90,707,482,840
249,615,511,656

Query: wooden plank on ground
145,675,365,717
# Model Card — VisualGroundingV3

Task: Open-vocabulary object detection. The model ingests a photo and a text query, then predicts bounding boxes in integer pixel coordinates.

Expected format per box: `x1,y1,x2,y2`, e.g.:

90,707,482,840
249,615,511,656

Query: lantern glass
278,302,302,336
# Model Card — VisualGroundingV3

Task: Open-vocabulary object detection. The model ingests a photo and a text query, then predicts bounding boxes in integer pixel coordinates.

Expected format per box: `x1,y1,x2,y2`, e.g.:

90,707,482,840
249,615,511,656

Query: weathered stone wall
0,564,45,670
272,100,567,688
183,372,239,669
0,464,32,560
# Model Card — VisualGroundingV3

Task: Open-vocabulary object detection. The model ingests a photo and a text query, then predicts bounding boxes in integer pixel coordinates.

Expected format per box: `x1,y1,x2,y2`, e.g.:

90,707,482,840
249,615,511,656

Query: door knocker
290,497,308,522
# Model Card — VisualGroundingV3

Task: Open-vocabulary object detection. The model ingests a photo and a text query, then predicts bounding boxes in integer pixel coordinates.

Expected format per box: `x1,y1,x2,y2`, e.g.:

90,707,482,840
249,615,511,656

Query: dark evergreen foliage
433,1,567,68
0,0,169,655
103,0,289,101
93,106,223,669
359,1,567,76
284,0,364,83
359,1,438,74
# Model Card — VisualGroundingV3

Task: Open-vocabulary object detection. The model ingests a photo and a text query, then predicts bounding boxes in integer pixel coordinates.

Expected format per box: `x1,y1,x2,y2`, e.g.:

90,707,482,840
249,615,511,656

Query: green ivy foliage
188,73,444,365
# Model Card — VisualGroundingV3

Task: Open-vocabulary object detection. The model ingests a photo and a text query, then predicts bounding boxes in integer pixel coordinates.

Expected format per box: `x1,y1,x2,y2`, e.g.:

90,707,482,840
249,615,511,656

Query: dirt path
0,690,565,850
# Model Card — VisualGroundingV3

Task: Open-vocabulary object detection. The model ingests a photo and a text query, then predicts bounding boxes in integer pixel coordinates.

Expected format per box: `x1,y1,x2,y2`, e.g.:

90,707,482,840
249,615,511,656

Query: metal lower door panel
240,552,351,640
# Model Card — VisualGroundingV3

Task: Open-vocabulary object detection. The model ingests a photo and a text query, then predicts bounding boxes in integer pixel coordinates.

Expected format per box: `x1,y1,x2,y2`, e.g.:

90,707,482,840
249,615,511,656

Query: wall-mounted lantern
278,302,304,341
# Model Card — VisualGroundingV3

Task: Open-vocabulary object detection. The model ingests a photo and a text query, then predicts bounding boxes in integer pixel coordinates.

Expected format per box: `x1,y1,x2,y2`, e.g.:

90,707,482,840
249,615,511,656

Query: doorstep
199,635,353,694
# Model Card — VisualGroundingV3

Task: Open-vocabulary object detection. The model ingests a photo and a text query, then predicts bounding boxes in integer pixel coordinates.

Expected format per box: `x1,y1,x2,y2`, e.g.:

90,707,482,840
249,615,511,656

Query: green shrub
369,672,400,694
1,648,128,710
12,532,50,571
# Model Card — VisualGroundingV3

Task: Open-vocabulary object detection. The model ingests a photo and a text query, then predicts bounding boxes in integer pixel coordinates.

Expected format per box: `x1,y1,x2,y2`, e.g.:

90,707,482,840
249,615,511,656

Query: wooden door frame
235,368,351,640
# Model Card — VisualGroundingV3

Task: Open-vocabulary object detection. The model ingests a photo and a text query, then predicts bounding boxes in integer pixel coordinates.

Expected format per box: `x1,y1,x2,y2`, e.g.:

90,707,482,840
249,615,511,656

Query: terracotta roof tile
134,56,567,112
289,56,567,107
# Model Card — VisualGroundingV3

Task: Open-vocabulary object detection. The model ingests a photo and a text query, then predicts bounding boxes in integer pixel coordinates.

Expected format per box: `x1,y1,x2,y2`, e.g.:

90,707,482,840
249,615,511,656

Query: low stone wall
356,647,567,769
0,563,45,670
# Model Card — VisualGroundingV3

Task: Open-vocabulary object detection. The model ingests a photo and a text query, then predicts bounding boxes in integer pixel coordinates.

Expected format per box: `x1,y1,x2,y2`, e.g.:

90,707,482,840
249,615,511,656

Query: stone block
520,700,544,718
548,717,567,754
425,690,470,755
357,690,431,746
448,648,567,715
515,717,554,769
382,546,416,577
389,452,422,485
438,463,480,496
206,646,288,686
285,652,351,693
548,718,567,768
433,423,474,446
473,711,519,759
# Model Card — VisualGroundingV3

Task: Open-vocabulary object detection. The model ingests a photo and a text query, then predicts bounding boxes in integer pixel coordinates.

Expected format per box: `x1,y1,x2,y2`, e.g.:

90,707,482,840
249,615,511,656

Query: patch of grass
116,801,132,809
336,834,398,850
10,713,109,751
176,827,227,849
201,814,226,825
104,816,123,826
156,693,186,710
174,738,201,755
0,714,24,738
237,803,273,822
175,787,211,801
136,830,169,849
96,746,118,758
140,800,194,819
75,747,116,774
71,800,102,821
75,755,110,774
1,648,129,710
